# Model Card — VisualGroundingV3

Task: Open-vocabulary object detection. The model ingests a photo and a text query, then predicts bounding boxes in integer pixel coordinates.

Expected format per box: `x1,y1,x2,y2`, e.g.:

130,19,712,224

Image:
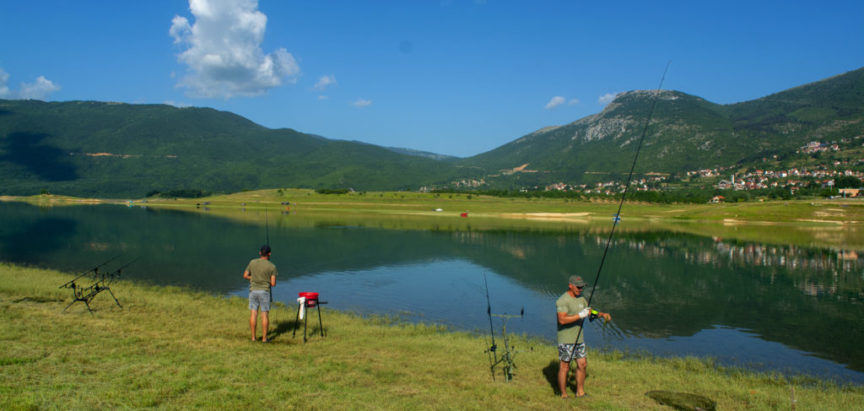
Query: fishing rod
60,254,123,289
265,208,270,248
491,307,524,381
62,256,137,313
264,208,273,304
102,257,139,282
483,273,499,380
568,62,671,361
483,273,525,381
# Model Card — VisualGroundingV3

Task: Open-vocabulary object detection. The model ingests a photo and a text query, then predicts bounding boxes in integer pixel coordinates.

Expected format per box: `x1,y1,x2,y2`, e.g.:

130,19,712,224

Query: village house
839,188,861,197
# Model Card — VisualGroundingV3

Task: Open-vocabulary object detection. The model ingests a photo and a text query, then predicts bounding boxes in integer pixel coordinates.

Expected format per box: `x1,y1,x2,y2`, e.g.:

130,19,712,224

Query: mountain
1,67,862,197
0,100,476,197
385,146,459,161
462,67,864,186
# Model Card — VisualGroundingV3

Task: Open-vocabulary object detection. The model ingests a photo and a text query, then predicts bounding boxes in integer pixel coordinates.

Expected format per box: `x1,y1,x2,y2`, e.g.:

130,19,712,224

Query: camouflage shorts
558,343,586,362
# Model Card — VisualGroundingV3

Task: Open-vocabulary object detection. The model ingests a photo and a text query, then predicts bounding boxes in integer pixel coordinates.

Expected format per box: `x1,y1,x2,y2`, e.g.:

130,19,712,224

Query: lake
2,201,863,384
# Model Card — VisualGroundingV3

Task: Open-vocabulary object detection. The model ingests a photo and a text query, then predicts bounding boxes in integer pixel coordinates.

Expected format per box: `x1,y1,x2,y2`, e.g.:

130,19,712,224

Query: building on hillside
710,195,725,203
839,188,861,197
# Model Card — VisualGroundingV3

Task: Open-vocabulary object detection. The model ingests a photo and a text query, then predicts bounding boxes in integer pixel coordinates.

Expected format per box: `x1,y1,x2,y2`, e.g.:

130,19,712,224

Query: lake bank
7,189,860,249
2,264,862,409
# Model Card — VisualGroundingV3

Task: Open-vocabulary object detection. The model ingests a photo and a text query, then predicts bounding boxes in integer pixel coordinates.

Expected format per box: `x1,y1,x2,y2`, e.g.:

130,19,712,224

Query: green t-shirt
556,292,588,344
246,258,277,291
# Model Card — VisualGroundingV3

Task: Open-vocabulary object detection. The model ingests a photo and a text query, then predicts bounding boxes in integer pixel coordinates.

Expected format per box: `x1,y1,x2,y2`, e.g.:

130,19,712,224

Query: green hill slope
464,67,864,186
0,100,473,197
2,67,861,196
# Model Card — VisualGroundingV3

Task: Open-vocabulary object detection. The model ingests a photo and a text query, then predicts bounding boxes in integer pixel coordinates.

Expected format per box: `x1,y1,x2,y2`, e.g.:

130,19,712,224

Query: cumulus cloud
169,0,300,99
568,98,580,105
544,96,565,110
598,92,620,105
314,75,336,91
0,68,60,100
352,98,372,108
19,76,60,100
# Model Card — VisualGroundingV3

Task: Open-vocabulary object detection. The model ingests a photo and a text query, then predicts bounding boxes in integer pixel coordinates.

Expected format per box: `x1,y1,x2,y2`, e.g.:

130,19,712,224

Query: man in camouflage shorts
556,275,611,399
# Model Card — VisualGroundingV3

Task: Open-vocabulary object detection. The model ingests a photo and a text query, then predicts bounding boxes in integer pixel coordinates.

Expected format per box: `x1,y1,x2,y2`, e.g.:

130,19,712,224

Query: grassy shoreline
4,189,864,249
2,264,862,409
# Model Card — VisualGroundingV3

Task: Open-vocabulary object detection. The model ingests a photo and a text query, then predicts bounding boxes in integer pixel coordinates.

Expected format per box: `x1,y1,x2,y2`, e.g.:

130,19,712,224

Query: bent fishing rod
568,62,671,361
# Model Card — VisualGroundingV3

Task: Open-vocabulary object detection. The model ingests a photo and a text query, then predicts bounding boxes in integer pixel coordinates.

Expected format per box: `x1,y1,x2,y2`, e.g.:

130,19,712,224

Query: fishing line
568,61,671,359
265,208,270,247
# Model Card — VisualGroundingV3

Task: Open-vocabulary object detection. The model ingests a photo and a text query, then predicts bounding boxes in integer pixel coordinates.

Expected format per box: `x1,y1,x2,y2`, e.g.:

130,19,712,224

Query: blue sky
1,1,862,157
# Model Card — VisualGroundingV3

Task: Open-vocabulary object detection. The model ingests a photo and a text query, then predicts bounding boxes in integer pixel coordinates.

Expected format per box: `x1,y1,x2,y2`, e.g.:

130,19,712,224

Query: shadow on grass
268,317,328,343
542,360,591,397
269,318,300,342
542,360,561,396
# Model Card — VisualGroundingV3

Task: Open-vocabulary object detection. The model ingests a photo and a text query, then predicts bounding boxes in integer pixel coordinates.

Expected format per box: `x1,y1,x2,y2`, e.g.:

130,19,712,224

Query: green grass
2,264,862,409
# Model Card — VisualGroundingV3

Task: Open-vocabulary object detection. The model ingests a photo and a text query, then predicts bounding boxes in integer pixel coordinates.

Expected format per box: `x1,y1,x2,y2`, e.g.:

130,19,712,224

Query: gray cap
569,275,587,287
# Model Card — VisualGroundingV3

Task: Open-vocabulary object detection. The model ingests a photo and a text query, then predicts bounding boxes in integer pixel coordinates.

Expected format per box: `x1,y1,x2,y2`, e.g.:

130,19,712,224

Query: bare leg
558,361,570,398
576,358,588,396
249,309,258,341
261,311,270,342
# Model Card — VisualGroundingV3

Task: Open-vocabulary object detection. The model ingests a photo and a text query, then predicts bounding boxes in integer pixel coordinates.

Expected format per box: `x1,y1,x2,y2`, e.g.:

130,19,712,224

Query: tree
834,175,862,189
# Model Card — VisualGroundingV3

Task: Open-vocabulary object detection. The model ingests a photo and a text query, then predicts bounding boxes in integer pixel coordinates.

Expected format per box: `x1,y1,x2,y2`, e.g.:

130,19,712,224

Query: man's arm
243,269,251,280
557,308,590,325
269,275,276,287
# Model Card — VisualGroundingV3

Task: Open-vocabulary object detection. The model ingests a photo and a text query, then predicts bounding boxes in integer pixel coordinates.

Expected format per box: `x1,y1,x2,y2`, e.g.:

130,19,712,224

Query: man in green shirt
556,275,611,399
243,245,278,342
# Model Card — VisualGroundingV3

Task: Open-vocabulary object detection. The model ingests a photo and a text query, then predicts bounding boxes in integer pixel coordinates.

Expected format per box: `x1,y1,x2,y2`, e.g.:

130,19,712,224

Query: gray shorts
558,343,587,362
249,290,271,312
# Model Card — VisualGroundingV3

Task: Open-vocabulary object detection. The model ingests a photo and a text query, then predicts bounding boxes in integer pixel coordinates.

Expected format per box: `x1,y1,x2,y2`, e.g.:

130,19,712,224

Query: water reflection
1,201,862,384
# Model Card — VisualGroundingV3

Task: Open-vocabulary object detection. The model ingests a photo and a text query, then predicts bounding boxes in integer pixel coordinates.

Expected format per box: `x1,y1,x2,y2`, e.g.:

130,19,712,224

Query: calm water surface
2,202,863,384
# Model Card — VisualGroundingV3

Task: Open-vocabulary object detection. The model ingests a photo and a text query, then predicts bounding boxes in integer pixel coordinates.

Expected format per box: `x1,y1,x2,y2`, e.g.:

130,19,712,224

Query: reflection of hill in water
3,202,863,372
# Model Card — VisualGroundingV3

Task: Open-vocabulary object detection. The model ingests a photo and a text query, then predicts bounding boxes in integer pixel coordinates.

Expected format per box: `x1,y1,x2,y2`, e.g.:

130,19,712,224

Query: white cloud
544,96,565,110
598,92,619,105
568,98,580,105
317,95,328,100
314,75,336,91
352,98,372,108
18,76,60,100
169,0,300,99
0,68,60,100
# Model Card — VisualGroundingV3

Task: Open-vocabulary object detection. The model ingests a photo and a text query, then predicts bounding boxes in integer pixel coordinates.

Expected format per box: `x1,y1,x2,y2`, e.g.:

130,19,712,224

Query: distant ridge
1,67,861,197
462,67,864,185
385,147,459,161
0,100,474,197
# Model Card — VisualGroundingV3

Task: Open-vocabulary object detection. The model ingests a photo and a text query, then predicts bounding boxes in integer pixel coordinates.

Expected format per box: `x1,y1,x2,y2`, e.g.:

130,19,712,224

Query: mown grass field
2,264,862,409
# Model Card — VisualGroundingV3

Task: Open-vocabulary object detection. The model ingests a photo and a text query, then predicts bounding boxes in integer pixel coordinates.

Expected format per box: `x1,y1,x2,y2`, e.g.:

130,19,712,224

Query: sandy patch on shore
797,219,846,225
499,212,591,222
